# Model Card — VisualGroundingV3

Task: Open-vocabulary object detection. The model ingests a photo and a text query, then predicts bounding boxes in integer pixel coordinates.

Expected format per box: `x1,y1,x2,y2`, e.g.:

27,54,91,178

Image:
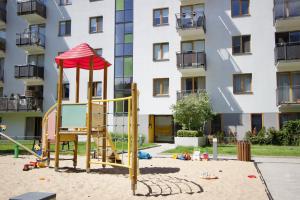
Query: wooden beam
55,60,63,171
131,83,138,195
86,56,93,172
74,66,80,168
102,65,108,167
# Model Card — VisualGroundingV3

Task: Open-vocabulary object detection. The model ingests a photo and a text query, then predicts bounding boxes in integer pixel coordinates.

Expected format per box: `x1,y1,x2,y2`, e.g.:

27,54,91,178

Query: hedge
176,130,203,137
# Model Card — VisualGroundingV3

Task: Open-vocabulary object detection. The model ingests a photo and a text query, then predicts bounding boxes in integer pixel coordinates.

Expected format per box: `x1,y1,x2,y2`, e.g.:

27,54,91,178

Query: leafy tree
171,93,214,132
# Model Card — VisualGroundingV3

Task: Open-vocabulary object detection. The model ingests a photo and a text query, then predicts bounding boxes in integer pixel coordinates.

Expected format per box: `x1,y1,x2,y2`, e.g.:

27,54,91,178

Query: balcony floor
177,27,205,39
275,16,300,32
178,67,206,77
17,78,44,86
0,20,5,30
277,59,300,72
19,13,46,25
278,103,300,112
0,50,5,58
180,0,205,6
17,45,45,54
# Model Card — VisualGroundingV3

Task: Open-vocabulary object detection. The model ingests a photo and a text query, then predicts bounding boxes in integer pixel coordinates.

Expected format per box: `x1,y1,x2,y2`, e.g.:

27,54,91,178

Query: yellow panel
148,115,154,143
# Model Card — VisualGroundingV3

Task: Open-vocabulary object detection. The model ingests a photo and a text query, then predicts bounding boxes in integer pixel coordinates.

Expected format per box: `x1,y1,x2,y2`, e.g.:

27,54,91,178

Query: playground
0,43,269,199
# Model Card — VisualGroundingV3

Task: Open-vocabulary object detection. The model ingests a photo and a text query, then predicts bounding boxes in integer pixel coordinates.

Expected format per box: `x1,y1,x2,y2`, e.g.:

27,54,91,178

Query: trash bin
237,140,251,161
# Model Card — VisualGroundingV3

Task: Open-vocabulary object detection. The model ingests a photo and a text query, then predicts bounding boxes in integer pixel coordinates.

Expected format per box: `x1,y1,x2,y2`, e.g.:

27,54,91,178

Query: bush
281,120,300,146
176,130,203,137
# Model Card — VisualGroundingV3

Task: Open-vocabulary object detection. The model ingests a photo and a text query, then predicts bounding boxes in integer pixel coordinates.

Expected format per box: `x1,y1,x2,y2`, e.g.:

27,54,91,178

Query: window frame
58,20,71,37
91,81,102,99
153,42,169,61
153,78,169,97
153,8,169,26
231,0,250,17
233,73,253,94
232,35,251,55
89,16,103,34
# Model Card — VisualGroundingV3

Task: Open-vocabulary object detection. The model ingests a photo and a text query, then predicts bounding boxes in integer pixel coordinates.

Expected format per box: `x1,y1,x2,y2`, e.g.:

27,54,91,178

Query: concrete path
254,157,300,200
142,143,175,158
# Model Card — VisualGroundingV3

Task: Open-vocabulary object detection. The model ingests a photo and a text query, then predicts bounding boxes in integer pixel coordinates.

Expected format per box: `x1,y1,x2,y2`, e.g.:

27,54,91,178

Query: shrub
176,130,203,137
171,93,214,131
281,120,300,146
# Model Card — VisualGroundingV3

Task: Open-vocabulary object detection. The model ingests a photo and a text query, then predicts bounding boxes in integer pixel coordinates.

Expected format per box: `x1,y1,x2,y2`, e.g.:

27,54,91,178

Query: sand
0,155,268,200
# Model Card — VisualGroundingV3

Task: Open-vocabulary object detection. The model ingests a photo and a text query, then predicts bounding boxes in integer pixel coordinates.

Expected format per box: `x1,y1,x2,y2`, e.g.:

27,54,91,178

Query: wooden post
86,56,93,172
73,66,80,168
102,65,108,167
131,83,138,195
55,60,63,171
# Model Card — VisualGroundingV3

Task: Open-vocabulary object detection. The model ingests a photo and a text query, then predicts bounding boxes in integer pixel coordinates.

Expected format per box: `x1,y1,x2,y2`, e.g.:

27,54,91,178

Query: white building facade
0,0,299,143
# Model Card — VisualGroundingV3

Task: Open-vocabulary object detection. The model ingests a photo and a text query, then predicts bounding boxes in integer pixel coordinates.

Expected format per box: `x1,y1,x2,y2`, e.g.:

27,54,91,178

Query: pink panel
47,110,56,141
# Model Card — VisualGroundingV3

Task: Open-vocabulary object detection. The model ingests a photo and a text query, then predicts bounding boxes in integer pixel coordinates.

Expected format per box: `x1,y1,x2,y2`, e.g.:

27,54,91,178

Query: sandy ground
0,155,268,200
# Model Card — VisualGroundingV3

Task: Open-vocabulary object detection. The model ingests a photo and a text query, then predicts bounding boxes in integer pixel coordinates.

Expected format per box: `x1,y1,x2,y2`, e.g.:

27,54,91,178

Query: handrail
0,131,43,160
175,11,206,31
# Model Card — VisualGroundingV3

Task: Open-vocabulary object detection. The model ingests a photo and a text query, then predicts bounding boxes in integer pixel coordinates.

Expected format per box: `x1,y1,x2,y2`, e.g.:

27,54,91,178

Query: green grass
163,145,300,157
0,140,158,156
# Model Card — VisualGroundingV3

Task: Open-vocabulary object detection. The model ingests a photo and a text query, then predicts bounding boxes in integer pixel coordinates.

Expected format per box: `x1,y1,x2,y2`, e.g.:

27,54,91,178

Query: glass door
277,73,290,103
292,72,300,103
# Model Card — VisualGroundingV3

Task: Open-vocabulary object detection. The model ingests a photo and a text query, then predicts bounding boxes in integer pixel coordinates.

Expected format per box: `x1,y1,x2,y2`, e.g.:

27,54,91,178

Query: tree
171,93,214,132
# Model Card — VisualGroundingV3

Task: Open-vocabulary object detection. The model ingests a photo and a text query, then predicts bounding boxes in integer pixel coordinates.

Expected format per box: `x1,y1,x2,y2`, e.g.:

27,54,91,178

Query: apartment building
0,0,299,143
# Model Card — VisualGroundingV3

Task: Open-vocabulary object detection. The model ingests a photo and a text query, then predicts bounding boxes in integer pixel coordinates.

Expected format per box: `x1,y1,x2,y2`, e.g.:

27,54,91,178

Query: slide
0,131,43,160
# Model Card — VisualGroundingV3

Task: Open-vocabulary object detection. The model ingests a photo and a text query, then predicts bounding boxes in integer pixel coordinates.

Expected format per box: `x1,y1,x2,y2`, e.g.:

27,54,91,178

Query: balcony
17,0,46,24
176,12,206,39
274,0,300,31
0,66,3,86
177,51,206,76
15,64,44,85
0,96,43,112
275,42,300,71
0,38,5,57
180,0,205,6
16,30,45,54
277,86,300,110
0,7,6,29
177,89,206,101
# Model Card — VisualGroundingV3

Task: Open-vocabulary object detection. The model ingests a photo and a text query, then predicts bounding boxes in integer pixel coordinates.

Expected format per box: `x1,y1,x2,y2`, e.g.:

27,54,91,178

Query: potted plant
171,93,214,147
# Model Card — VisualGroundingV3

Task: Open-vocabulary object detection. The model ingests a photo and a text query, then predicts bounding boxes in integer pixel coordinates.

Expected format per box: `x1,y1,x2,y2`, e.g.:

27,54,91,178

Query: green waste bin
14,145,19,158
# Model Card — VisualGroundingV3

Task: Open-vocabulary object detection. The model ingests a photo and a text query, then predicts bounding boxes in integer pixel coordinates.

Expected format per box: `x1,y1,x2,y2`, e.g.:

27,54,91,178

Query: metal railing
17,0,46,19
275,42,300,62
16,30,45,48
15,64,44,79
0,37,5,52
176,51,206,70
277,85,300,105
177,89,206,100
0,96,43,112
175,11,206,31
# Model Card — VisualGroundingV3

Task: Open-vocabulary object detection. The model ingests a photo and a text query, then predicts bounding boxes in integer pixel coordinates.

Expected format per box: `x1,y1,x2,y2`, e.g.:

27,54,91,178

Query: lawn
163,144,300,157
0,140,158,156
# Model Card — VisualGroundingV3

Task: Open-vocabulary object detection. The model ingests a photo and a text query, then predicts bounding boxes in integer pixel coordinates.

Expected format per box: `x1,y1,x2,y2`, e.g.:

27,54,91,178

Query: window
28,54,44,67
279,113,300,129
231,0,249,17
233,74,252,94
232,35,251,54
181,40,205,52
153,78,169,96
62,83,70,99
94,48,103,56
60,0,72,5
251,114,263,133
92,81,102,98
89,16,103,34
153,8,169,26
153,43,169,61
59,20,71,36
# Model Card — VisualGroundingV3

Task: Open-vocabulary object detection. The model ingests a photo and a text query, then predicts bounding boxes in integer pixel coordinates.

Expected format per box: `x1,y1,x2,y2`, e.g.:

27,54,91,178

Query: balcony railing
16,30,45,48
277,85,300,105
275,42,300,62
0,96,43,112
274,0,300,20
15,64,44,79
17,0,46,19
176,11,206,31
177,51,206,70
177,89,206,100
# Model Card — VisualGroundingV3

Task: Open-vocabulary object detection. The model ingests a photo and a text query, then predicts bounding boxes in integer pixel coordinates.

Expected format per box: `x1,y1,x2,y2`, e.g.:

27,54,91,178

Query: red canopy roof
55,43,111,70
